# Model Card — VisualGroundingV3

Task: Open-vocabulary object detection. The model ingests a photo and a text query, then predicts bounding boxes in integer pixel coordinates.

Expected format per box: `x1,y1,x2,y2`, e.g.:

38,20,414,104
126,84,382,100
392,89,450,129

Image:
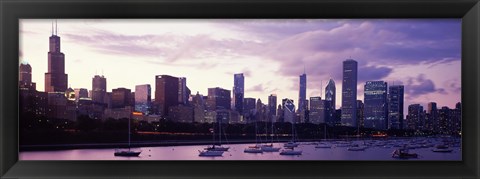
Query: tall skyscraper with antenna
45,20,68,93
298,68,307,123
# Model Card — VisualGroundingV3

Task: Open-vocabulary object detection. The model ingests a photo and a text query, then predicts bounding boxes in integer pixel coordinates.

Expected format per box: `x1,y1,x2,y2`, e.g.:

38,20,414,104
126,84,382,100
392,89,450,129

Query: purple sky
20,19,461,114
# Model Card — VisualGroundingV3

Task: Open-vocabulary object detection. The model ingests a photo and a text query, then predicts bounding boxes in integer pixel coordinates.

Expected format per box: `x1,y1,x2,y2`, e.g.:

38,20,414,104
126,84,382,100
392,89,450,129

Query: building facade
363,81,388,130
388,85,404,129
341,59,358,127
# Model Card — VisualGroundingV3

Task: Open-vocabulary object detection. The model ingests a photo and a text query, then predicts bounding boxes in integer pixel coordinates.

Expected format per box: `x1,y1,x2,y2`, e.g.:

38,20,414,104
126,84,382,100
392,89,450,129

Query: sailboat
280,120,302,155
204,121,229,151
315,125,332,148
261,120,280,152
244,122,263,153
199,126,224,157
114,117,141,157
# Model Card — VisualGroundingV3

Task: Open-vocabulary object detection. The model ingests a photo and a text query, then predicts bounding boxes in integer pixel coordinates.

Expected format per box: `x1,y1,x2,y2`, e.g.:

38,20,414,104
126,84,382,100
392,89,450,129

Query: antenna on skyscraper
321,80,323,97
55,19,58,35
303,64,306,74
51,21,54,35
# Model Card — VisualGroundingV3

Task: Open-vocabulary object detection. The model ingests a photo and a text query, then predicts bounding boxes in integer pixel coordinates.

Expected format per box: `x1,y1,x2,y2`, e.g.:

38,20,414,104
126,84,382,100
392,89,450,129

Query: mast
128,116,131,150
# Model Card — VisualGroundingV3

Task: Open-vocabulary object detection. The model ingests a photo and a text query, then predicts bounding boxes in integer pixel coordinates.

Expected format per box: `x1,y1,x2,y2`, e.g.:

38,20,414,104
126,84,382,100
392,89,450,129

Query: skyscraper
91,75,106,104
309,96,323,124
135,84,151,114
178,77,188,105
325,79,336,126
298,73,307,122
357,100,364,128
206,87,231,111
19,63,36,90
427,102,438,131
243,97,256,123
111,88,132,109
363,81,388,130
325,78,336,109
341,59,358,127
154,75,179,116
388,85,404,129
233,73,245,114
74,88,89,101
283,98,296,123
45,22,68,93
268,94,277,123
406,104,424,130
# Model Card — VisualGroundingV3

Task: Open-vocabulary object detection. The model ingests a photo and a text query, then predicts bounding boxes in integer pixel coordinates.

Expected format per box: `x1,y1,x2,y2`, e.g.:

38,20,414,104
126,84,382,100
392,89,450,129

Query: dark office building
91,75,107,104
19,63,36,91
154,75,179,116
283,98,296,123
357,100,364,128
268,94,277,123
341,59,358,127
45,23,68,93
111,88,132,109
309,96,323,124
233,73,245,114
178,77,189,105
388,85,404,129
406,104,424,130
363,81,388,130
426,102,438,131
298,73,307,122
135,84,151,114
438,106,451,134
451,102,461,135
325,78,336,110
74,88,89,101
206,87,231,111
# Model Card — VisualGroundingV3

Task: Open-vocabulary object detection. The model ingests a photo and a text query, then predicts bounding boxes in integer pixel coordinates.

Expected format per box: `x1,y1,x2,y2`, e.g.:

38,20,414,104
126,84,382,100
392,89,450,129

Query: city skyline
19,19,461,112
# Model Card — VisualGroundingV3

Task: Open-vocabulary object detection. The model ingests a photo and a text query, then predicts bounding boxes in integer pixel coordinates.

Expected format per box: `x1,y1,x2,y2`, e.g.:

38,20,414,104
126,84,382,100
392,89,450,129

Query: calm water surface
20,139,461,161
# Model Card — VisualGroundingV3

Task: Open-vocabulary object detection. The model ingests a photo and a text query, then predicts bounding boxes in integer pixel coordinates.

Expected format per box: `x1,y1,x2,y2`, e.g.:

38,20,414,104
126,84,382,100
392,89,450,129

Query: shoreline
18,136,440,151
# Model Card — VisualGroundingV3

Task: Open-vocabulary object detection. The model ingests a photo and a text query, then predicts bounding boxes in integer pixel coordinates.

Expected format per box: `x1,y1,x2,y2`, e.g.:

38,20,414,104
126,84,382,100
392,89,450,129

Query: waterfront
20,138,461,161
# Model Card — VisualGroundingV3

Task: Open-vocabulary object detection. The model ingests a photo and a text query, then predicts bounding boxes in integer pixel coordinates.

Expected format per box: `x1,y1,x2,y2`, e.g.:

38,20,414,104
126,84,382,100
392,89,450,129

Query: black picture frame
1,0,479,178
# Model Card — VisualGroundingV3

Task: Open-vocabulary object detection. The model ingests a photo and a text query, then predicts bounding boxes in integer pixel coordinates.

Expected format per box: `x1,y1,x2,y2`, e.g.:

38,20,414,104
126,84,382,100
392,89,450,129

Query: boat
284,141,299,148
315,125,332,148
114,117,141,157
432,144,453,153
244,122,263,154
280,148,303,155
198,150,224,157
392,147,418,159
205,121,229,151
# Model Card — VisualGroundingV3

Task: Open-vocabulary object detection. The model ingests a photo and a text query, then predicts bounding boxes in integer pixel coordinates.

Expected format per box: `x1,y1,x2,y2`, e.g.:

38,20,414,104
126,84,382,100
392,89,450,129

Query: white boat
198,150,224,157
244,122,263,154
315,142,332,148
244,146,263,153
280,148,303,155
261,145,281,152
204,121,229,152
114,117,141,157
432,144,453,153
284,142,299,148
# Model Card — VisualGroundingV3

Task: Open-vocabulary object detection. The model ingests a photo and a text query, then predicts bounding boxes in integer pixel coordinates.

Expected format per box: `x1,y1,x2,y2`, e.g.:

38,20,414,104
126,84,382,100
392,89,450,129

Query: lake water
20,139,461,161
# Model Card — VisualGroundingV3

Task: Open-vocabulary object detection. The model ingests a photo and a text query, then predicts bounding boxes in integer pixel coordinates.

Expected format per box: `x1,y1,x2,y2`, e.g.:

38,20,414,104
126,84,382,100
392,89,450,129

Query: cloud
246,84,265,92
405,74,447,98
358,66,393,83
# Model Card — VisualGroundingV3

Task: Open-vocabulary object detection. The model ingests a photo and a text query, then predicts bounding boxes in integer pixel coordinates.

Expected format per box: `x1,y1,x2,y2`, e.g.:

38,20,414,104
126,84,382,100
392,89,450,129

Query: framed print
1,0,479,178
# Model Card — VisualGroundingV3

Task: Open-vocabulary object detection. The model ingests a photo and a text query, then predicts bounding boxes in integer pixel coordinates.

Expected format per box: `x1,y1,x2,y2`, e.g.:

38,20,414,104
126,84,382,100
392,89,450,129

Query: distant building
233,73,244,114
363,81,388,130
277,104,284,123
91,75,107,104
451,102,461,135
426,102,438,131
154,75,179,116
192,92,206,123
406,104,424,130
388,85,404,129
298,73,307,123
135,84,151,114
357,100,364,128
111,88,132,109
268,94,277,123
178,77,189,105
341,59,358,127
74,88,89,102
438,106,451,134
309,96,323,124
19,63,36,90
168,105,194,123
206,87,231,111
243,97,256,123
324,79,336,126
283,98,295,123
44,25,68,93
